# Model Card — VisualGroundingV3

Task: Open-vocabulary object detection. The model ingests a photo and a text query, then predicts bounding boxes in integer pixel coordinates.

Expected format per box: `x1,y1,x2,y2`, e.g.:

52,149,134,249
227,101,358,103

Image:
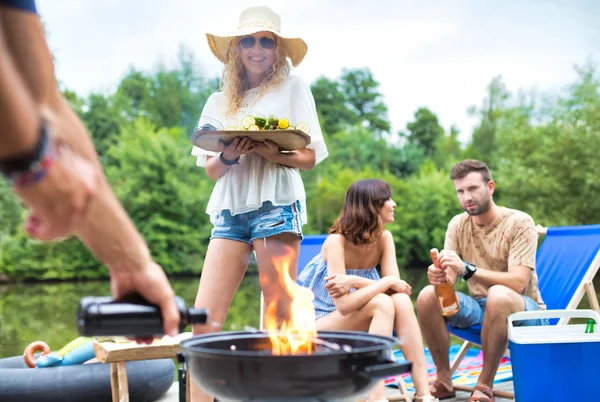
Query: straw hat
206,6,308,67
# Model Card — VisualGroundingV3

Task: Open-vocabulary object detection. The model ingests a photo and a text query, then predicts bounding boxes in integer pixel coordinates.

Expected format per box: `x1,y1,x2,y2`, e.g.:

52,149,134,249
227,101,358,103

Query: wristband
0,121,56,186
219,153,240,166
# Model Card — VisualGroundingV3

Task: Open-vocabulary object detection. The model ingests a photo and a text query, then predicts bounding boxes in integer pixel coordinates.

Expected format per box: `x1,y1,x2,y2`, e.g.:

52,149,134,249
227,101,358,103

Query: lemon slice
241,115,255,129
247,124,260,131
225,125,236,131
236,125,245,130
278,118,290,129
295,122,310,134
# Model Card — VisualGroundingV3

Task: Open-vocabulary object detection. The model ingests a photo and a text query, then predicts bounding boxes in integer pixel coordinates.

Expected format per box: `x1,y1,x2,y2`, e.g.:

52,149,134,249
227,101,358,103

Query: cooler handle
508,309,600,332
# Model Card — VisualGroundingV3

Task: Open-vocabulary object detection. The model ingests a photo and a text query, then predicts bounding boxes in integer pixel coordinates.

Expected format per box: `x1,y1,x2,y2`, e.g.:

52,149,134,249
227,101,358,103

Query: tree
105,118,214,274
340,68,391,135
311,76,357,134
433,124,463,169
405,107,445,157
467,76,509,167
495,63,600,225
82,93,124,161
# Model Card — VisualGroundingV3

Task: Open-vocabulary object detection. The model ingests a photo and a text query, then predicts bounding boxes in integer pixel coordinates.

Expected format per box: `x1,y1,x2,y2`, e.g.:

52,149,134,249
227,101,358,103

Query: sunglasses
239,36,276,50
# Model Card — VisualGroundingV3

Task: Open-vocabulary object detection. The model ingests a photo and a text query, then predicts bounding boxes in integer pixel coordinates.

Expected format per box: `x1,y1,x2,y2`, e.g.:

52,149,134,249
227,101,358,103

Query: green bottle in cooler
584,319,595,333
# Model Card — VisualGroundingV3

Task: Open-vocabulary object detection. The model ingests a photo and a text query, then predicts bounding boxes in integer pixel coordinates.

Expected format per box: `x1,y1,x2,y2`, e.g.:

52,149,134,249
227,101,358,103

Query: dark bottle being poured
77,294,209,337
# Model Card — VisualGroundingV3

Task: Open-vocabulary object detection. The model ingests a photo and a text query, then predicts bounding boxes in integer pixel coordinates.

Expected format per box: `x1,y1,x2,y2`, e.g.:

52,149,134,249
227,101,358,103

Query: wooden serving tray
190,129,311,152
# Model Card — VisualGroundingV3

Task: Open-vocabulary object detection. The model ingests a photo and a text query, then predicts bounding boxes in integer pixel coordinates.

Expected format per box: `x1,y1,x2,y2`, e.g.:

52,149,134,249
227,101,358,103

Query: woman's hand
221,136,255,161
325,273,354,298
388,277,412,296
252,140,280,161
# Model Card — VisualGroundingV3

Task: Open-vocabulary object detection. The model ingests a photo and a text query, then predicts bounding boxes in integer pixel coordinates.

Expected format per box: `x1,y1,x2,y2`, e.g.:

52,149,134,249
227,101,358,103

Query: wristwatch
463,262,476,281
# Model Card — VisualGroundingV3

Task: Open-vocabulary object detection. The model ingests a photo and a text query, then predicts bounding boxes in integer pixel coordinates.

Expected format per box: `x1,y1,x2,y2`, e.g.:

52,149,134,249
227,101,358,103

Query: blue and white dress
297,254,381,319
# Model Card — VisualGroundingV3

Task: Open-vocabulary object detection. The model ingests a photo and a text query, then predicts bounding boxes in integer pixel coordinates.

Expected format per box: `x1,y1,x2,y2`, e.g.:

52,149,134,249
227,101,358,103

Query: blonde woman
190,6,328,401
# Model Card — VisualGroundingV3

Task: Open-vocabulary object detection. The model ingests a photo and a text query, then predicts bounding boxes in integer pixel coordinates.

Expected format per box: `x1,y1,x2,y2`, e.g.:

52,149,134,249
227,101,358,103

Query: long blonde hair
221,36,291,117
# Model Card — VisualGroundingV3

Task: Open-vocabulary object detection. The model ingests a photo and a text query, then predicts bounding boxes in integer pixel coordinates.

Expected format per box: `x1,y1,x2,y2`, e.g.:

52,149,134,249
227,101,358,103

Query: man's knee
417,285,437,311
486,285,523,316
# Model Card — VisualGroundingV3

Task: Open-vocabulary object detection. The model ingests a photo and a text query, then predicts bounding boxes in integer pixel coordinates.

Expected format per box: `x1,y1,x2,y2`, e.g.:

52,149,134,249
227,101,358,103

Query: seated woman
298,179,437,402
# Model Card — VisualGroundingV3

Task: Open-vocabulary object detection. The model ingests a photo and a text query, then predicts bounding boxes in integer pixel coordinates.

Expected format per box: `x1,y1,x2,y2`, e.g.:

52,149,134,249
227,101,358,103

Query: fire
263,245,317,355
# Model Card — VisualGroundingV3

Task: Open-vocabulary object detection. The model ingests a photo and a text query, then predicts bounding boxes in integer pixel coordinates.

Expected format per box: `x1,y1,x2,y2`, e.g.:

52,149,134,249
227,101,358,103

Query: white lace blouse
191,75,328,224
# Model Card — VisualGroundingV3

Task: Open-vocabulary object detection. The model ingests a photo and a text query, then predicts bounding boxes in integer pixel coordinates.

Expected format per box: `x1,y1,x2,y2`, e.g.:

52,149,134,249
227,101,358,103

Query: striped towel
386,344,512,391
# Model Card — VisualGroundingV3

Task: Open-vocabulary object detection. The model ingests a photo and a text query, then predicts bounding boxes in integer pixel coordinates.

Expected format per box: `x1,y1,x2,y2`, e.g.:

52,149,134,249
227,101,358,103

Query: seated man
416,159,548,402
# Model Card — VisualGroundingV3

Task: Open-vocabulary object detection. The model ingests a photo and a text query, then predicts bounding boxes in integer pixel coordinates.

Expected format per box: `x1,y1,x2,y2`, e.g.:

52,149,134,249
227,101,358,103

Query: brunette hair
329,179,392,245
450,159,493,182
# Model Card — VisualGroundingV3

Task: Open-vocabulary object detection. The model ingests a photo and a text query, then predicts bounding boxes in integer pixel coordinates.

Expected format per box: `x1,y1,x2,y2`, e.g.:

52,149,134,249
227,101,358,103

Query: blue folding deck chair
447,224,600,398
259,234,327,329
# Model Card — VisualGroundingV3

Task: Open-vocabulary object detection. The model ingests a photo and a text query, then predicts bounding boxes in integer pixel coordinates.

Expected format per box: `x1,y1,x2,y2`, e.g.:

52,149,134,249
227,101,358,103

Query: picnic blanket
386,344,512,391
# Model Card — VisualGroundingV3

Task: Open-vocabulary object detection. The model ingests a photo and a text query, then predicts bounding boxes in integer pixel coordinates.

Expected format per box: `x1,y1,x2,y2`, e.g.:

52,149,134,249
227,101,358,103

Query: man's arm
0,26,39,157
439,215,538,294
0,6,180,336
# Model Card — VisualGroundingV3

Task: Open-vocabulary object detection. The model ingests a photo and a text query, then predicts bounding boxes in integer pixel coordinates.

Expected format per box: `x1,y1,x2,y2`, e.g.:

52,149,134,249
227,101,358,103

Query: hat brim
206,28,308,68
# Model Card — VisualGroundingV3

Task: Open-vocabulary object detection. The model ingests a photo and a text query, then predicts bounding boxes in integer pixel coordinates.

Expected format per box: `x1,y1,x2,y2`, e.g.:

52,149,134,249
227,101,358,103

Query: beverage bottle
77,293,209,337
430,248,460,317
585,319,595,334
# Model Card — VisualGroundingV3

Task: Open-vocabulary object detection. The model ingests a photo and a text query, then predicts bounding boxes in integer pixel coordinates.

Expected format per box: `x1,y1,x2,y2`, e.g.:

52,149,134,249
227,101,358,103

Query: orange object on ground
23,341,51,368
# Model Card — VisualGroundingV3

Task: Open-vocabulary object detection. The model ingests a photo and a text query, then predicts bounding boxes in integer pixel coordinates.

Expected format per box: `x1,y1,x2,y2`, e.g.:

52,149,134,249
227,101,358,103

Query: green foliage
392,161,462,267
495,63,600,225
1,51,598,282
105,119,212,274
467,76,509,168
311,68,391,135
405,107,445,157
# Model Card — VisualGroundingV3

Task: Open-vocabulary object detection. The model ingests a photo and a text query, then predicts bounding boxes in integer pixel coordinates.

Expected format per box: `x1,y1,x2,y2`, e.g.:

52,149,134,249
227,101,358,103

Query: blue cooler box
508,309,600,402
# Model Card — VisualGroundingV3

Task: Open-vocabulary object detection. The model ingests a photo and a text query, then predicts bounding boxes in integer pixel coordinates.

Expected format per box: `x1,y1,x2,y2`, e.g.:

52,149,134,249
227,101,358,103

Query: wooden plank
450,341,472,374
584,280,600,314
111,362,129,402
94,340,180,363
94,334,192,363
186,366,191,402
454,384,514,399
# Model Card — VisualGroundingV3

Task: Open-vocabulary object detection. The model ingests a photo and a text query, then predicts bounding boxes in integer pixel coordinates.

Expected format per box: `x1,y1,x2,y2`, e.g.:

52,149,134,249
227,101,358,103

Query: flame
263,245,317,355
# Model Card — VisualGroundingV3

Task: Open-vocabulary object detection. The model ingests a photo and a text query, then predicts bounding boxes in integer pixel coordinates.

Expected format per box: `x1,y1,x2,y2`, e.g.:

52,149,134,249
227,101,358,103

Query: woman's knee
366,293,394,317
391,292,414,312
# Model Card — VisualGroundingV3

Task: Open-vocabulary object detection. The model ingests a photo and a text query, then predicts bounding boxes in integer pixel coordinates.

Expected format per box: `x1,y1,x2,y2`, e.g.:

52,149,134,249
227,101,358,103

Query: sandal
429,379,456,400
468,384,495,402
413,396,440,402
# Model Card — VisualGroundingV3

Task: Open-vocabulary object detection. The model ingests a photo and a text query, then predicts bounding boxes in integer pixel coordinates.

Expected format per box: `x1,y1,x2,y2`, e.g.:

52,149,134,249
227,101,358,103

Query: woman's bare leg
391,293,432,398
253,233,301,326
318,293,395,401
190,238,252,402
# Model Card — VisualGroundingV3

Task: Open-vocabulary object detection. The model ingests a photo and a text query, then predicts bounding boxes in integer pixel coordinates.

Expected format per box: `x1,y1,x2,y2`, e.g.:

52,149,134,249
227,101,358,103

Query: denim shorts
447,291,549,328
210,201,303,244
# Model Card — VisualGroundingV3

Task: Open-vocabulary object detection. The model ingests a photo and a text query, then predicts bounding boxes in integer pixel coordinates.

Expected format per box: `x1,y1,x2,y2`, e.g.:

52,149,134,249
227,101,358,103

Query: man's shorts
210,201,303,244
447,291,549,328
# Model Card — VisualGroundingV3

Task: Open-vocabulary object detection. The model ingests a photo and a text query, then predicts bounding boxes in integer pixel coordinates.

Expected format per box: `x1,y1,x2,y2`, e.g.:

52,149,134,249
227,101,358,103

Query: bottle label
439,298,458,314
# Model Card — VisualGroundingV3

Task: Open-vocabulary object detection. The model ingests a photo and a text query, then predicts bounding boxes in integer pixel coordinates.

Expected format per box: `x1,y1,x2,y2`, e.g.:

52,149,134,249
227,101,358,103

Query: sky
38,0,599,141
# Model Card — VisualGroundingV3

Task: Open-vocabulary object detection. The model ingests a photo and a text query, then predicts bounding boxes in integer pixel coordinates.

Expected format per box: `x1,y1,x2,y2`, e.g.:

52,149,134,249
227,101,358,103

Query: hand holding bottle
438,249,465,278
427,250,448,286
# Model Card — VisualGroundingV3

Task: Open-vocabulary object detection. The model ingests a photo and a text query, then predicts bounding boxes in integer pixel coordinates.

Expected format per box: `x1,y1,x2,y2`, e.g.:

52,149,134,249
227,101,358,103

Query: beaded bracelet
0,121,56,187
219,153,240,166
